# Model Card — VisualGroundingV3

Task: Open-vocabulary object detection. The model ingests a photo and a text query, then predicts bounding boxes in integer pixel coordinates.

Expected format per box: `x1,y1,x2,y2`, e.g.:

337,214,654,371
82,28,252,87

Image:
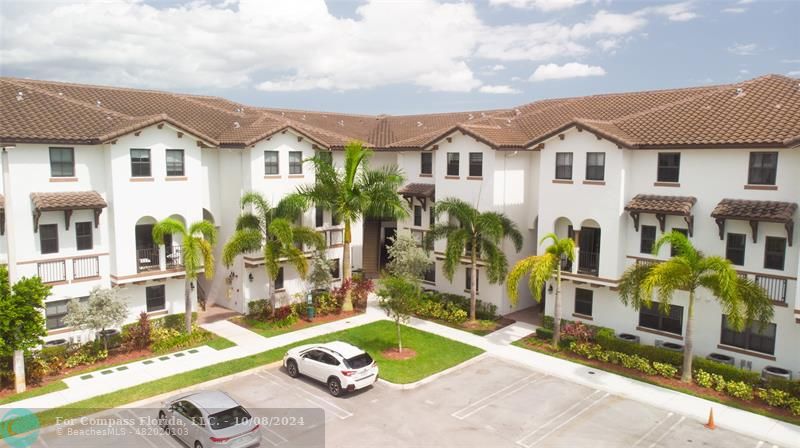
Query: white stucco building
1,74,798,376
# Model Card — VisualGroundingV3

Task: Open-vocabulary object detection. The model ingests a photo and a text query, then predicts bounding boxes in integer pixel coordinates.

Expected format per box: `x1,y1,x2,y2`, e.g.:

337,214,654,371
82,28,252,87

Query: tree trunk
681,289,696,383
341,219,354,312
396,319,403,353
13,350,25,394
469,239,478,322
185,278,193,334
552,265,563,349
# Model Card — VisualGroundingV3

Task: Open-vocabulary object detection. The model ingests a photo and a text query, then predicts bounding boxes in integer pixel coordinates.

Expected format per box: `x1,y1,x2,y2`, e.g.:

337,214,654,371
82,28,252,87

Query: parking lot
28,357,778,447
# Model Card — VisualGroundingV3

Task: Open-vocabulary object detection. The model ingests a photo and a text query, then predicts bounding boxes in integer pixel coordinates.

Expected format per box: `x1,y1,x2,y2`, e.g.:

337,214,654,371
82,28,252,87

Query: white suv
283,341,379,396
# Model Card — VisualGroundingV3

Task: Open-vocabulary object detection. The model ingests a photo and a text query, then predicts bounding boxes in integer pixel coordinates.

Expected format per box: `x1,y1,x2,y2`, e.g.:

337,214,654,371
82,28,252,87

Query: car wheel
328,377,343,397
158,411,168,431
286,359,299,378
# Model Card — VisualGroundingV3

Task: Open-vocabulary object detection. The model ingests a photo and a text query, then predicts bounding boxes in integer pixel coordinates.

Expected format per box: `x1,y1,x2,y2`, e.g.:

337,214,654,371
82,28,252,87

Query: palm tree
426,198,523,322
222,192,323,309
298,141,408,311
152,218,217,334
619,231,773,383
506,233,575,348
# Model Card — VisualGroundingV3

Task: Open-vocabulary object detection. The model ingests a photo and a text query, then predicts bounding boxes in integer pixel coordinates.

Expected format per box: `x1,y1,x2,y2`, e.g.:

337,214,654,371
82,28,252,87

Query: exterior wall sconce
248,273,254,282
547,284,554,294
190,282,195,290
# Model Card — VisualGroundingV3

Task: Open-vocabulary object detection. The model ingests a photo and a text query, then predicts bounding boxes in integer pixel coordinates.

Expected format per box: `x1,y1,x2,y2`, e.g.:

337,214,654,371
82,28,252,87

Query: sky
0,0,798,115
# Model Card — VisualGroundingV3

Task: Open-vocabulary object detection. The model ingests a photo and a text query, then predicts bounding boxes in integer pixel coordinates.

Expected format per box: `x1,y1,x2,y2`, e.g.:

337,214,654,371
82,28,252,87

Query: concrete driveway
28,357,779,448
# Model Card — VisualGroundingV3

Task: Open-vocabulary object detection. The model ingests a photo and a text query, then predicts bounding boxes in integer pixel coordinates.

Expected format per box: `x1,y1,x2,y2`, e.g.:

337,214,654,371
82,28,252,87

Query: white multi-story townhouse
1,75,798,375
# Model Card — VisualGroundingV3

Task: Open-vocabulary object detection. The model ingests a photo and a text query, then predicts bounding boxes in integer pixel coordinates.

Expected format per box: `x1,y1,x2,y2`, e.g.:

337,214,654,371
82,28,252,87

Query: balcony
37,259,66,284
754,275,788,304
35,254,101,284
136,247,160,273
577,251,600,276
165,245,183,269
73,256,100,280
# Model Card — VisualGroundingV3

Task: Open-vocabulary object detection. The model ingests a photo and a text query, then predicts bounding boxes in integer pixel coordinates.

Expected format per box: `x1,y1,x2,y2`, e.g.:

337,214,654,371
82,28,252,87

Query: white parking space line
261,426,290,447
516,390,609,448
647,415,685,448
257,371,353,420
121,409,183,448
631,412,674,447
115,411,161,448
451,373,539,420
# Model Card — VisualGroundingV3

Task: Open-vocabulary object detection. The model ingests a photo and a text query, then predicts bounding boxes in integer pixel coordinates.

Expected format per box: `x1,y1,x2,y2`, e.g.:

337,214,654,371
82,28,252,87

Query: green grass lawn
22,321,482,430
206,336,236,350
0,381,68,406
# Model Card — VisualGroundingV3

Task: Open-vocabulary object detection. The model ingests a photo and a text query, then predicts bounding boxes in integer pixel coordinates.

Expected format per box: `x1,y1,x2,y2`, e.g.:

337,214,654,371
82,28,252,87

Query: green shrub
315,292,340,315
158,312,198,331
535,327,553,340
292,301,307,319
122,312,152,350
247,300,272,320
420,291,497,320
595,330,683,366
619,353,655,375
150,325,213,354
765,378,800,399
695,369,713,388
788,398,800,416
414,297,468,324
65,345,108,369
725,381,754,401
653,362,678,378
692,358,760,385
757,388,791,408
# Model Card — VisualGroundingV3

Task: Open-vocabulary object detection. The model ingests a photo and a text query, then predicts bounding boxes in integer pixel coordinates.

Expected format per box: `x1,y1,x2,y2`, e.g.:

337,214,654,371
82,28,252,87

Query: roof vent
281,112,285,116
468,114,474,120
233,121,241,129
15,91,24,101
338,120,345,127
301,114,306,121
58,92,63,96
734,87,745,97
96,100,102,107
480,112,486,117
417,121,423,127
514,108,521,115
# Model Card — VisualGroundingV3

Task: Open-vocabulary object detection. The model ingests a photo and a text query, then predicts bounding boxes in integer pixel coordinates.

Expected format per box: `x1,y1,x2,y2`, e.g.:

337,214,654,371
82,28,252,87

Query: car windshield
208,406,251,430
345,353,373,369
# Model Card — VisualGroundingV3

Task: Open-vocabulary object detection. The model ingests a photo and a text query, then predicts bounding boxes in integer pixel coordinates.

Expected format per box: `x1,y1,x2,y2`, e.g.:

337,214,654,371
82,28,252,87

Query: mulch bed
517,337,800,424
235,310,363,333
381,348,418,360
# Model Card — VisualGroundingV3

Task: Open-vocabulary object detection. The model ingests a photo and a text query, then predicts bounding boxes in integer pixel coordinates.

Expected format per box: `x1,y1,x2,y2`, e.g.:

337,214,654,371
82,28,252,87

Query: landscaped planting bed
412,290,512,335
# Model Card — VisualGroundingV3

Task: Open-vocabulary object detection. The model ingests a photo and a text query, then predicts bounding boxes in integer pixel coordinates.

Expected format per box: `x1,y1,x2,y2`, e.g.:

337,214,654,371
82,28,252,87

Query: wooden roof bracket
64,209,73,230
94,208,103,228
684,214,694,237
33,209,41,233
629,211,640,232
0,210,4,236
749,220,759,243
655,213,666,232
786,220,794,247
715,218,726,240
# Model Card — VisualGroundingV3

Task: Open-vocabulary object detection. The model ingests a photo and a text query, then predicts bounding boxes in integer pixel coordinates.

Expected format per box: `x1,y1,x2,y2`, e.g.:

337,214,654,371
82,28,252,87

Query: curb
378,352,489,390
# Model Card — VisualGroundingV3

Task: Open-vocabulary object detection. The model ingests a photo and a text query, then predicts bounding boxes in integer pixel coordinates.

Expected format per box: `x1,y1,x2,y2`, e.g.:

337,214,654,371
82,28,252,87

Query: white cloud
722,7,746,13
645,2,699,22
529,62,606,81
728,43,758,55
780,59,800,63
489,0,587,11
490,64,507,72
597,38,621,52
739,69,750,74
479,84,520,94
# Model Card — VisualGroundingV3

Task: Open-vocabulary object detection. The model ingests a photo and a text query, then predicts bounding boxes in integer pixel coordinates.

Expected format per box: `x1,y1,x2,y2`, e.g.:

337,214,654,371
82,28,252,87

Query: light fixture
248,273,254,282
547,284,554,294
190,282,195,291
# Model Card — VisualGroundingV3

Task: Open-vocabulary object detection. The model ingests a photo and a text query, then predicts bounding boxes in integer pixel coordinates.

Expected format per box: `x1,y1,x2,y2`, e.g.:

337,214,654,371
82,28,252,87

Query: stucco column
572,228,581,274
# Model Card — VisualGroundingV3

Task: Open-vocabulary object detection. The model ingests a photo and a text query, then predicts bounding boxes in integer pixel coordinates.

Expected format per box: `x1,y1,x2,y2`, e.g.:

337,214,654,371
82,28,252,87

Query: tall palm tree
619,231,773,383
426,198,523,322
152,218,217,334
298,141,408,311
506,233,575,348
222,192,323,309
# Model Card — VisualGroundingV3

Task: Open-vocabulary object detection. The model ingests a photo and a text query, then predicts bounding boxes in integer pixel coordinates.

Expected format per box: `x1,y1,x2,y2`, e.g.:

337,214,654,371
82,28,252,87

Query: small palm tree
426,198,523,322
619,231,773,383
152,218,217,334
506,233,575,348
298,141,408,311
223,192,323,309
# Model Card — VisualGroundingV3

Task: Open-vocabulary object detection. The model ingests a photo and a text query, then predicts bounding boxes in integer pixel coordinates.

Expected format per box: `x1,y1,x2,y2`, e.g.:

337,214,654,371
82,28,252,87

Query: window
585,152,605,181
315,207,324,228
330,258,341,279
555,152,573,180
420,152,432,175
657,153,681,183
274,267,284,290
469,152,483,177
75,222,93,251
574,288,593,317
465,268,479,292
639,302,683,335
725,233,746,266
130,148,151,177
670,228,688,257
264,151,279,175
429,204,435,226
145,285,165,312
40,224,59,254
424,263,436,283
331,212,340,226
289,151,303,175
720,315,776,355
165,149,184,176
319,151,333,165
764,236,786,270
747,152,778,185
49,147,75,177
45,297,87,330
446,153,460,176
413,206,422,227
640,225,656,254
319,353,340,366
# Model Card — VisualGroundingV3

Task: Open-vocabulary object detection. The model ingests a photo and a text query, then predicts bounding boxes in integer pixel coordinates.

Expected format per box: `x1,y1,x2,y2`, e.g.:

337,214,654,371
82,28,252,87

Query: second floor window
447,153,459,176
555,152,572,180
76,222,93,251
421,152,432,175
130,148,151,177
166,149,185,176
585,152,605,181
40,224,59,254
670,228,688,257
657,153,681,182
469,152,483,177
725,233,746,266
414,206,422,227
289,151,303,174
748,152,778,185
640,225,656,254
315,207,324,228
764,236,786,270
49,147,75,177
264,151,279,175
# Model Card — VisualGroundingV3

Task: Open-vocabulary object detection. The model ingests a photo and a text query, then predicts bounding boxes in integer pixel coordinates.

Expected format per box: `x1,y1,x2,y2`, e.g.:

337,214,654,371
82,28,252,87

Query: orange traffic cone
704,408,715,430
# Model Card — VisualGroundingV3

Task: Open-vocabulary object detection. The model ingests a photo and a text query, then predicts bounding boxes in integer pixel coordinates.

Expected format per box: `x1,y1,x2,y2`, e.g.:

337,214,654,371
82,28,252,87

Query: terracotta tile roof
711,199,797,223
624,194,697,216
2,74,798,150
398,183,435,198
30,191,107,211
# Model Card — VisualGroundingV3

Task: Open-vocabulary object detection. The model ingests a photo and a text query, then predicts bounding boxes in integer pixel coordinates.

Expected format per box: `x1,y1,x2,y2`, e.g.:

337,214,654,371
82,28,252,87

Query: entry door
578,228,601,274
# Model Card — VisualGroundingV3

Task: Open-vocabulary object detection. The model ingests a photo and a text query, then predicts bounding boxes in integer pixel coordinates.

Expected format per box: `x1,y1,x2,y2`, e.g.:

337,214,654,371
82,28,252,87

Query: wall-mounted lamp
248,273,254,282
190,282,195,291
547,284,554,295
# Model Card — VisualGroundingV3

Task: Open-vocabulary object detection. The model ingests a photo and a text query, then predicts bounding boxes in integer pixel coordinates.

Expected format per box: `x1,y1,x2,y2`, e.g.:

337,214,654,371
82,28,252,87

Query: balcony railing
635,258,662,268
37,260,66,284
578,251,600,276
73,256,99,279
315,229,344,249
165,245,183,269
136,247,160,272
755,275,787,303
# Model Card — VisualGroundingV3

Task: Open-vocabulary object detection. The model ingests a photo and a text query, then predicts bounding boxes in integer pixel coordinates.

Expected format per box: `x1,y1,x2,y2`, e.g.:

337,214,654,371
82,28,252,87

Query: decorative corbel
94,208,103,228
177,131,183,138
714,218,726,240
0,210,4,236
420,196,427,211
629,211,640,232
157,123,164,129
33,209,41,233
64,209,73,230
786,220,794,247
655,213,666,232
684,215,694,237
749,220,759,243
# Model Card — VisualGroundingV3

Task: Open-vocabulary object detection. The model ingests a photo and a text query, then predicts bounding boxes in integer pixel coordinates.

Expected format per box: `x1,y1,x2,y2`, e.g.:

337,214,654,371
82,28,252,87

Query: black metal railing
578,251,600,276
136,247,160,272
73,256,99,279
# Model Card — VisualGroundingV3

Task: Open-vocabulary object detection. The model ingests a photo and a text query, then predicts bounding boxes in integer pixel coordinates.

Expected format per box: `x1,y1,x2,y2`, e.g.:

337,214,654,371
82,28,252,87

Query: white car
283,341,379,396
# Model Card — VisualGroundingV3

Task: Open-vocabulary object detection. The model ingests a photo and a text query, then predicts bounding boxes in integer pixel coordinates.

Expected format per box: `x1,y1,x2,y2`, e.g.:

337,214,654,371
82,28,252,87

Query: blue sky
0,0,797,114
